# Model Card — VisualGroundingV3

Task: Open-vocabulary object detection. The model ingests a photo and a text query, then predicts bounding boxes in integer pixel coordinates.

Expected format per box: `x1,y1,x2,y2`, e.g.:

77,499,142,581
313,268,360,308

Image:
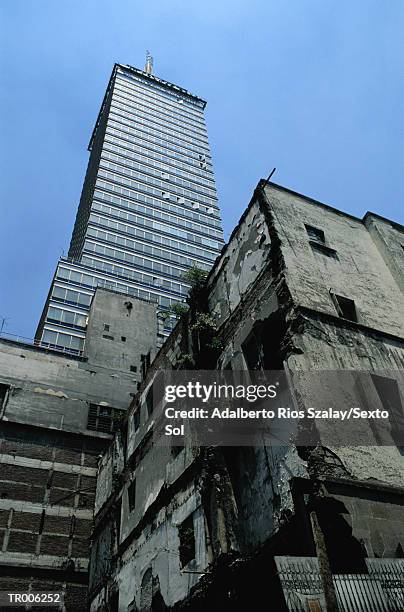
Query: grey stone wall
90,182,404,611
0,288,158,610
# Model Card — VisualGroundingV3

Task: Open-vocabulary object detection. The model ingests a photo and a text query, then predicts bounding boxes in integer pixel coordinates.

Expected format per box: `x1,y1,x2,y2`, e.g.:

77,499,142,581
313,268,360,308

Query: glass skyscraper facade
36,62,224,353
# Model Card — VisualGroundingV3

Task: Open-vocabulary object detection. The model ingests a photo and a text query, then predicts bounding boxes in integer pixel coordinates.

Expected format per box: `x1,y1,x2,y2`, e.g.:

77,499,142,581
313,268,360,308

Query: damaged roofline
266,181,403,230
125,176,403,414
208,177,403,289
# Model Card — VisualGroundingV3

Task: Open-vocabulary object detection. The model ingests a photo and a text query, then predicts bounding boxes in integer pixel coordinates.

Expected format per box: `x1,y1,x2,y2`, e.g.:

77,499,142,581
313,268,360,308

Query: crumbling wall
208,199,271,327
90,182,404,610
287,319,404,486
264,185,404,338
108,485,208,611
94,434,124,515
321,481,404,561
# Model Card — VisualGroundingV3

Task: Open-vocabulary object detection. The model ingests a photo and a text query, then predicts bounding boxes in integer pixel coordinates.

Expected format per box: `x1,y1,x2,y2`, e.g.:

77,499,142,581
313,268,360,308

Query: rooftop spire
145,51,154,74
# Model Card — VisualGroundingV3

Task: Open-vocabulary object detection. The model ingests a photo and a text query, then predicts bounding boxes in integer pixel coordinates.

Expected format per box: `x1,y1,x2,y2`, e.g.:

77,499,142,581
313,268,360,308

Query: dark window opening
0,383,10,407
310,242,339,260
102,334,114,340
171,444,183,458
115,499,122,544
87,404,121,433
371,374,404,455
121,336,126,342
133,408,140,432
104,324,110,331
316,497,367,573
152,590,167,612
242,313,287,372
141,352,151,379
331,293,358,322
109,590,119,612
145,385,154,417
305,224,325,244
261,313,288,370
242,332,262,371
178,514,195,567
130,365,137,373
145,372,164,417
128,479,136,512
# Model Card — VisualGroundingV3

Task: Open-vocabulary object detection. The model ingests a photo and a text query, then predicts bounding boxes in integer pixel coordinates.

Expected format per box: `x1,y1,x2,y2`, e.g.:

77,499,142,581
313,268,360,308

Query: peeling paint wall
208,200,271,327
90,182,404,610
264,185,404,337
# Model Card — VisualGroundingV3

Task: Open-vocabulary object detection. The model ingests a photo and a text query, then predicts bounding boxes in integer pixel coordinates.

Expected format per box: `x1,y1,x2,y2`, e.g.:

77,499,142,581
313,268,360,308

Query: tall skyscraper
36,61,224,353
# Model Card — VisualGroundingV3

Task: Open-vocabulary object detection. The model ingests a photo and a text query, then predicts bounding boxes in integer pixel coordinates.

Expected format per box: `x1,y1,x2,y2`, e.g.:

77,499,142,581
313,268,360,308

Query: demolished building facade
90,181,404,611
0,289,157,609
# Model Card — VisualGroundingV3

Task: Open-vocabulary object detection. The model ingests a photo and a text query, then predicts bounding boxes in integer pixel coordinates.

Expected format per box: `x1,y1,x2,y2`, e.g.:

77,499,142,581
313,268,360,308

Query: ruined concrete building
0,288,157,609
90,181,404,611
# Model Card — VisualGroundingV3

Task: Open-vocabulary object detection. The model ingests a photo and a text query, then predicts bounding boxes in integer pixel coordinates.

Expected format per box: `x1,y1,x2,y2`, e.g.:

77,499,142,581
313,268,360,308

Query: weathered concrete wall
364,213,404,293
0,341,134,432
90,182,404,611
85,288,157,375
94,435,124,515
0,288,159,609
287,319,404,486
208,199,272,327
323,480,404,560
264,184,404,338
106,486,208,611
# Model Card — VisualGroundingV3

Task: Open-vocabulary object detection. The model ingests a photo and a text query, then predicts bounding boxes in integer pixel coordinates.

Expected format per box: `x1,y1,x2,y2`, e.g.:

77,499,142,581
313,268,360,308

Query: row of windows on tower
104,135,217,193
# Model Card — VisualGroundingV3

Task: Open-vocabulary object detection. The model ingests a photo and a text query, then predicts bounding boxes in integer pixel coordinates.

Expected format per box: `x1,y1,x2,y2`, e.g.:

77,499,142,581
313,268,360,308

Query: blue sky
1,0,403,338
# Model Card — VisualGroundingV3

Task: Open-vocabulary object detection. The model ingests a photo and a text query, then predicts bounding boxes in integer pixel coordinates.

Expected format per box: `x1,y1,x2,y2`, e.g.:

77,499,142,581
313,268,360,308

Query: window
242,332,262,371
171,444,183,458
87,404,121,433
121,336,126,342
47,307,87,329
305,224,325,244
102,334,114,340
178,515,195,567
42,330,84,353
128,479,136,512
331,293,358,322
133,408,140,432
0,383,10,408
104,324,110,331
145,372,164,418
371,375,404,455
141,352,151,379
145,386,154,417
109,590,119,612
130,365,137,373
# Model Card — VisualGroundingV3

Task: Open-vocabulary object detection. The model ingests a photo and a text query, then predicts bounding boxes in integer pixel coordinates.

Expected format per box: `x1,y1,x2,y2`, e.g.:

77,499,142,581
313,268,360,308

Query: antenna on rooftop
264,168,276,185
0,316,10,335
145,51,154,75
